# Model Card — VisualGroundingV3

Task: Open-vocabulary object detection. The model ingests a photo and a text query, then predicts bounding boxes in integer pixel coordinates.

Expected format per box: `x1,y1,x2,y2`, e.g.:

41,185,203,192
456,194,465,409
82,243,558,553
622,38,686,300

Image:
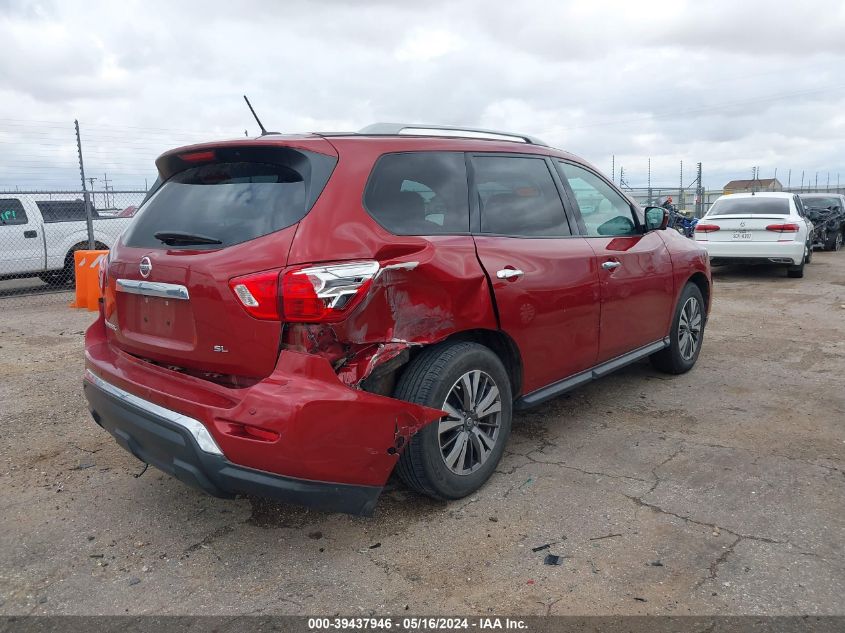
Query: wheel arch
63,239,109,269
686,272,711,319
382,329,523,400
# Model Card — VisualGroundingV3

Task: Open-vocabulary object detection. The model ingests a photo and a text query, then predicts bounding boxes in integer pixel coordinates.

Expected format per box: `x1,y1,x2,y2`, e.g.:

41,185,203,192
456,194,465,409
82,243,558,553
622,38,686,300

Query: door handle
601,261,621,270
496,268,524,280
23,230,37,238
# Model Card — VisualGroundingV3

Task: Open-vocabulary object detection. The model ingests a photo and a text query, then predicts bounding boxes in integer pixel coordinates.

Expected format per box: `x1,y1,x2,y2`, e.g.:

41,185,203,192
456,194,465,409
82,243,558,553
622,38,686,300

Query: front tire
395,342,512,500
825,230,843,252
650,283,705,375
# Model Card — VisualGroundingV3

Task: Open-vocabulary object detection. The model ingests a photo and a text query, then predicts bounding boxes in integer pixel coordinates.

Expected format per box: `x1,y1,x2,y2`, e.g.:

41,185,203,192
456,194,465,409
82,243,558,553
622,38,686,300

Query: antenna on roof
243,95,276,136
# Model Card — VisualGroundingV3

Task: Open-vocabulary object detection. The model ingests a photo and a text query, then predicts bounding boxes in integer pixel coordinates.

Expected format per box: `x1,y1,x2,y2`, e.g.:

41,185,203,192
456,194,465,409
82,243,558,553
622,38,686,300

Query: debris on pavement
543,554,564,566
589,533,622,541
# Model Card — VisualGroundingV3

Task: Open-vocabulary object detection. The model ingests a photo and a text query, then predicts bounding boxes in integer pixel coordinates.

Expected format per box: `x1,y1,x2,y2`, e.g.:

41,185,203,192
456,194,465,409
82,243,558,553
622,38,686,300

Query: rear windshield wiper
154,231,223,246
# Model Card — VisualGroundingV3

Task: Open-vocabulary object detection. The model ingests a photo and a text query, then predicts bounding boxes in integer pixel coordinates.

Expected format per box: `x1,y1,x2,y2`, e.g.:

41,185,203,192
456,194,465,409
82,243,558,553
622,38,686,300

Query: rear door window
36,200,98,223
123,148,335,249
707,197,790,216
364,152,470,234
472,156,570,237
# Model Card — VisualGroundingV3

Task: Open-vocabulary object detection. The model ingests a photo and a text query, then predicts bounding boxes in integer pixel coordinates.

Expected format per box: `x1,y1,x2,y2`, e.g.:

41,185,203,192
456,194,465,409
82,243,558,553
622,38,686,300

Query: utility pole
75,119,95,249
800,170,805,192
679,161,683,209
647,157,652,204
787,169,792,190
826,173,830,192
695,162,703,218
611,155,615,183
102,172,112,209
815,172,818,191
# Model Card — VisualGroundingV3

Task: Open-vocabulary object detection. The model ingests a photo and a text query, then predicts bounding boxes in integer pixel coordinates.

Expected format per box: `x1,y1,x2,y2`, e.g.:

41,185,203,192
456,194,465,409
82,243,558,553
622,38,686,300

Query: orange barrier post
85,251,108,311
69,249,109,310
69,251,89,308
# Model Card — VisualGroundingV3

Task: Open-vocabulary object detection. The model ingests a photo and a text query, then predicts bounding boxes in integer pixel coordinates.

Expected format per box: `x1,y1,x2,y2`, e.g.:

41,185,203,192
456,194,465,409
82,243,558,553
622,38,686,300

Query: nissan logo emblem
139,257,152,278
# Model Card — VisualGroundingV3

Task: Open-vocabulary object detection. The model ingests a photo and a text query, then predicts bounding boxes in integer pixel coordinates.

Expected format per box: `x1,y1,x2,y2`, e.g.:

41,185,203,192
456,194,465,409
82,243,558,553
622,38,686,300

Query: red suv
84,124,711,515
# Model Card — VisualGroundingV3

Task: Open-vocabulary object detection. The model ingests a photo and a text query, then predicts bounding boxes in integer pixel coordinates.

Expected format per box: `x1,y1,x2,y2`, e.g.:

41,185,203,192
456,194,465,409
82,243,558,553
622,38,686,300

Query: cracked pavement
1,252,844,615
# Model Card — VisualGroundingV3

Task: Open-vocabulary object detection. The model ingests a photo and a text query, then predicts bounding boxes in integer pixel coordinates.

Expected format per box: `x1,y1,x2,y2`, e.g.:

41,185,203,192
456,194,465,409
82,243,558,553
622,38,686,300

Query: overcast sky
1,0,844,193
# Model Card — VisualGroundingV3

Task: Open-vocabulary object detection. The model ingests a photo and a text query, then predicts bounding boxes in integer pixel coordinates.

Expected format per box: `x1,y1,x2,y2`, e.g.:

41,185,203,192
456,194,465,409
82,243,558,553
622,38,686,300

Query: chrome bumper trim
84,369,223,456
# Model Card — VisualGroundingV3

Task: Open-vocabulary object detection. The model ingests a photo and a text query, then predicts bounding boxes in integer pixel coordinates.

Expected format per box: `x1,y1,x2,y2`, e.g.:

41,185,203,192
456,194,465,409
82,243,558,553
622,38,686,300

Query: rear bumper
83,316,443,515
697,240,804,265
84,371,381,515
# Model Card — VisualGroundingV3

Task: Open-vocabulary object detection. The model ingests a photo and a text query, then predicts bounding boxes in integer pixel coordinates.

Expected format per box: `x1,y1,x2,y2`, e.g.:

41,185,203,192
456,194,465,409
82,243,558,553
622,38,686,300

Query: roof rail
357,123,548,147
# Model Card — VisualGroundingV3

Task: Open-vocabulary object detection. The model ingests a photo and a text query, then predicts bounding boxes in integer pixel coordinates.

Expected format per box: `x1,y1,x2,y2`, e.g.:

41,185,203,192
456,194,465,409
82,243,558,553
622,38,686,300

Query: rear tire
787,260,804,278
650,283,705,375
826,230,843,252
395,342,512,500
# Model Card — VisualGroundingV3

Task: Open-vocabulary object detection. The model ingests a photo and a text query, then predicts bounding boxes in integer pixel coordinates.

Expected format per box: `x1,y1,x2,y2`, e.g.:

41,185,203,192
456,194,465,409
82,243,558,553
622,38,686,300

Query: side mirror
644,206,670,231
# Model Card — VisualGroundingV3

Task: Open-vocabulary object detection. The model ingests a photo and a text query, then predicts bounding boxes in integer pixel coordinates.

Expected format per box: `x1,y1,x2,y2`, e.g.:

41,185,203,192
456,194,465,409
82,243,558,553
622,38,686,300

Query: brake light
282,261,379,322
98,253,108,293
179,150,216,162
229,270,282,320
766,223,799,232
695,224,721,233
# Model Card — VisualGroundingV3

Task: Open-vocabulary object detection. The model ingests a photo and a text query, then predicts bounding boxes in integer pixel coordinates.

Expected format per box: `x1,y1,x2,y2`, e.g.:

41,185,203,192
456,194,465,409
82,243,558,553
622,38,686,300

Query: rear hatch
103,140,338,382
696,196,797,243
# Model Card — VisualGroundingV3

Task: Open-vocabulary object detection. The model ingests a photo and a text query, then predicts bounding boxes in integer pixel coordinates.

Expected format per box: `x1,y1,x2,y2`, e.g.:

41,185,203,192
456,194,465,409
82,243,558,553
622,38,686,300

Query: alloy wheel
678,297,702,361
438,370,503,475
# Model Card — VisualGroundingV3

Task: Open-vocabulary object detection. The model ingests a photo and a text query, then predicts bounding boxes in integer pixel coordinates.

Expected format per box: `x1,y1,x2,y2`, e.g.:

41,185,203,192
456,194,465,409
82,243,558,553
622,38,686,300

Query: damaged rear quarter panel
286,236,500,388
288,140,500,387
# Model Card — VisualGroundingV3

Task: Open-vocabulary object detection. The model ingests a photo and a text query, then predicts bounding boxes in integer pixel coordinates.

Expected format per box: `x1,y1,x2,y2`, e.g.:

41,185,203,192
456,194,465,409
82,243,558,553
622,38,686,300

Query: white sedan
695,192,813,278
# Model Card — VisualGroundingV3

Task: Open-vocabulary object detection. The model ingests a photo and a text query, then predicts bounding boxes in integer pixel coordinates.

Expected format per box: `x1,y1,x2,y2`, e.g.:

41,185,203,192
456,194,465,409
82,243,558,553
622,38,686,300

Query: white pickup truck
0,195,133,286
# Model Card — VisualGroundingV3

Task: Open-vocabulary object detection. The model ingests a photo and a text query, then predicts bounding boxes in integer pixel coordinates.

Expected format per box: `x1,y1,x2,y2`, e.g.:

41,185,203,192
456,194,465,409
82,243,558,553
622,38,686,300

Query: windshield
801,197,840,210
707,197,789,216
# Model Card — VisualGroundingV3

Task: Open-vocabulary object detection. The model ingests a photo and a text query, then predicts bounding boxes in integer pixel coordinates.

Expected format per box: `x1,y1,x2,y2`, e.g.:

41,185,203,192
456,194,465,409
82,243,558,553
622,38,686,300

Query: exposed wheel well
406,329,524,398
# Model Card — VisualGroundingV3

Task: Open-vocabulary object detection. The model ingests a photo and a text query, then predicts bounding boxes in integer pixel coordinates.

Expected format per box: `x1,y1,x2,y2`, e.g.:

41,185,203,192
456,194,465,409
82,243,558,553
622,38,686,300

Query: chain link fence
623,185,845,217
0,190,147,303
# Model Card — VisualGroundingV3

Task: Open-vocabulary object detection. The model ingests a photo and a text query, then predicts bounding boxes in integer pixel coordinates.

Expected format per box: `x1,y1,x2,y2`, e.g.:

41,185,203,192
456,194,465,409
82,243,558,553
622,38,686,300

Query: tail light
695,224,721,233
282,261,379,322
229,269,283,320
766,223,799,232
98,251,109,293
229,261,379,322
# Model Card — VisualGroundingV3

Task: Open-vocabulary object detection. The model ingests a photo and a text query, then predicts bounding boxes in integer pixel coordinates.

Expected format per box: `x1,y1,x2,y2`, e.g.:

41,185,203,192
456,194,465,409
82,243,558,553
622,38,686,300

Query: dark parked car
83,124,712,515
799,193,845,251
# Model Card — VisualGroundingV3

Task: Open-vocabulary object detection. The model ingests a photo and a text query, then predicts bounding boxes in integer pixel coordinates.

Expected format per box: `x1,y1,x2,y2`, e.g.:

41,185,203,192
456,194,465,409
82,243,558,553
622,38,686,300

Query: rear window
364,152,469,234
707,197,790,216
124,148,335,249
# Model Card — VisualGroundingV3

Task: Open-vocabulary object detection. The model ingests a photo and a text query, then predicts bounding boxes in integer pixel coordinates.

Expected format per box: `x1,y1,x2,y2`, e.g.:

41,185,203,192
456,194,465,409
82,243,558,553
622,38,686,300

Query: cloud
0,0,843,190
